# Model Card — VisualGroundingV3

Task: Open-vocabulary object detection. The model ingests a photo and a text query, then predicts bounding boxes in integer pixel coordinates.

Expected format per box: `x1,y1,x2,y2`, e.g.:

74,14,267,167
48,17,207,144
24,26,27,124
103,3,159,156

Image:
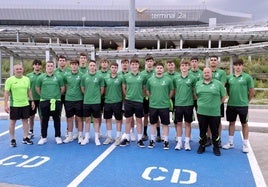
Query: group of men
4,53,254,156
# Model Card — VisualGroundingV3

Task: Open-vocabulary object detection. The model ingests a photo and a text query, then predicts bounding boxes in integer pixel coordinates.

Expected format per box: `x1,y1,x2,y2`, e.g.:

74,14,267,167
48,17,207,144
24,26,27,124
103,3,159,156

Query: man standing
223,59,254,153
62,59,84,144
4,64,35,147
103,62,124,146
173,61,196,151
146,62,174,150
36,61,65,145
120,59,146,147
81,60,104,146
195,68,226,156
27,59,43,139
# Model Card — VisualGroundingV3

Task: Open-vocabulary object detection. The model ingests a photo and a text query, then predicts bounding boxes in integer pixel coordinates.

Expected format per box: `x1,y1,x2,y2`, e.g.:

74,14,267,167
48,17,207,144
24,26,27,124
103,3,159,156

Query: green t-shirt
212,68,227,85
173,74,196,106
141,69,155,84
36,73,64,100
63,71,84,101
164,71,180,81
189,69,203,81
81,72,104,104
195,79,226,116
104,74,123,103
123,72,146,103
27,71,43,100
97,70,110,79
5,76,30,107
146,75,174,108
54,67,71,78
226,72,254,106
79,67,88,74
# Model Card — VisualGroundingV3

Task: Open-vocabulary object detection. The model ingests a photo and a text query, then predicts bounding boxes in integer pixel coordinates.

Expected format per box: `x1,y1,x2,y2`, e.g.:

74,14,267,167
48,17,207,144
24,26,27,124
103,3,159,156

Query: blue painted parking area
0,119,262,186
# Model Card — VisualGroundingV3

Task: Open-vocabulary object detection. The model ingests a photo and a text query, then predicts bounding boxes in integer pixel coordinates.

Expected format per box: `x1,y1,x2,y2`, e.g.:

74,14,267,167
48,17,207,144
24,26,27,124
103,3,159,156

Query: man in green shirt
120,59,146,147
4,64,34,147
173,60,196,151
195,67,226,156
103,62,124,146
62,59,84,144
78,52,88,74
36,60,65,145
27,59,43,139
81,60,105,146
146,62,174,150
223,59,255,153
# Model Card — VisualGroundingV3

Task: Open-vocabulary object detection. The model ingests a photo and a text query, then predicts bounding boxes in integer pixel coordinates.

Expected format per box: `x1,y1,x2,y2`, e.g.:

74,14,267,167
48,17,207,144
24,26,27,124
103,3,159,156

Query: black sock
143,126,147,135
156,127,161,136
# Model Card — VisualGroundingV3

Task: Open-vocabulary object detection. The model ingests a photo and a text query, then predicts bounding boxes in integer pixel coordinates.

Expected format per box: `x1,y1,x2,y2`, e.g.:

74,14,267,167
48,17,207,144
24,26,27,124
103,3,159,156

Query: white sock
107,130,112,138
151,134,156,141
85,132,90,139
137,134,142,141
185,137,190,143
116,131,121,138
177,136,182,144
95,132,99,140
229,136,234,144
125,134,130,141
164,136,168,142
243,139,249,145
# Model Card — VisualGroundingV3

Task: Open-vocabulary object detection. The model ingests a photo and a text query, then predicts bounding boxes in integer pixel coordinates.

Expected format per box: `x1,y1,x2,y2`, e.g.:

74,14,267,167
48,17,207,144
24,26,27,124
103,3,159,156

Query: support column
218,36,222,62
99,37,102,52
230,56,233,74
45,50,50,62
128,0,135,50
0,49,2,85
208,35,211,49
10,56,14,76
248,40,252,62
90,51,95,61
16,30,20,42
157,39,160,50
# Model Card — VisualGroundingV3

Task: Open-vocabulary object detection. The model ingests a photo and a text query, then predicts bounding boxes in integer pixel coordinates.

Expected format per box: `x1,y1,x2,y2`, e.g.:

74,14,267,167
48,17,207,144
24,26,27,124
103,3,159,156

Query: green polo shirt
195,79,226,116
164,71,180,81
104,74,123,103
146,75,174,108
79,66,88,74
227,72,254,106
64,71,84,101
212,68,227,85
189,69,203,81
27,71,43,100
173,74,196,106
81,72,104,104
54,67,71,78
36,73,64,100
5,76,30,107
123,72,146,103
141,69,155,84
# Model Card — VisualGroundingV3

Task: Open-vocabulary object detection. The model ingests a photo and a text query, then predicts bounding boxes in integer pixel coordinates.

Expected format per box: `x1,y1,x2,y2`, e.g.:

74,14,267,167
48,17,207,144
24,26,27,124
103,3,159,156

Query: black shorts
10,105,30,120
83,104,101,118
65,100,83,118
143,97,149,114
124,100,144,118
149,108,170,125
174,105,194,123
226,106,249,124
103,102,123,120
29,100,40,116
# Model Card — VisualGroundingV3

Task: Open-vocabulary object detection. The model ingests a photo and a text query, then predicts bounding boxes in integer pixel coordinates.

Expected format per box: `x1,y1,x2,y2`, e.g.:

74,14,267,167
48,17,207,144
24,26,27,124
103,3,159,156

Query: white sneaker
184,142,191,151
130,132,136,142
55,137,63,144
38,138,47,145
242,144,249,153
115,137,121,146
78,136,83,144
222,142,234,149
103,137,113,145
80,138,89,145
95,138,101,146
175,141,182,150
63,136,73,144
73,132,78,140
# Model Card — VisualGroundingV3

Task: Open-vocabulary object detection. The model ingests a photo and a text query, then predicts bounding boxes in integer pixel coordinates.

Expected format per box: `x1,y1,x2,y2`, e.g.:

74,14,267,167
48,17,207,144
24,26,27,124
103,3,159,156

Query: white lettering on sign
142,166,197,184
0,154,50,168
151,12,186,19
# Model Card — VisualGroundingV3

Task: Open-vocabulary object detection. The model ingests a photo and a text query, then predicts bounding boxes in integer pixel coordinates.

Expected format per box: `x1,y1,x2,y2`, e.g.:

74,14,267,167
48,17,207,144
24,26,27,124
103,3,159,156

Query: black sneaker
205,137,212,147
197,145,205,154
120,138,130,147
163,141,169,150
218,140,222,148
156,136,162,142
28,131,34,139
10,139,17,147
148,140,155,148
137,139,145,148
22,137,33,145
213,147,221,156
142,134,148,141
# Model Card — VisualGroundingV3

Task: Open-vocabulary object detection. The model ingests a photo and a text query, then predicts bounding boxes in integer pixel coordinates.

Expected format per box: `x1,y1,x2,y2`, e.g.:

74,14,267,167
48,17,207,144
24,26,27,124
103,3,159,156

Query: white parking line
0,124,22,137
67,144,117,187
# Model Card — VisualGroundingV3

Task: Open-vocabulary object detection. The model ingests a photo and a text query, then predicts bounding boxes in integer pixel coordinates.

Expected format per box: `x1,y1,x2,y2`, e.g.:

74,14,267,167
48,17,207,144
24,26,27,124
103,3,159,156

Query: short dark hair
233,59,244,66
32,59,42,65
190,56,198,61
130,58,139,64
210,55,218,59
57,55,66,60
121,58,129,64
70,59,79,65
156,62,164,67
110,62,118,67
145,55,154,61
80,52,87,57
180,60,189,66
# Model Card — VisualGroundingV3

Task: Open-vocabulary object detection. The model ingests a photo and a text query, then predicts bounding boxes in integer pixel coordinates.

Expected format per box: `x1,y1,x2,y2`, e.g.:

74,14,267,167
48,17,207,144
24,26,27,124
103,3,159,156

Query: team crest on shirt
210,84,216,89
161,80,167,85
93,78,98,83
